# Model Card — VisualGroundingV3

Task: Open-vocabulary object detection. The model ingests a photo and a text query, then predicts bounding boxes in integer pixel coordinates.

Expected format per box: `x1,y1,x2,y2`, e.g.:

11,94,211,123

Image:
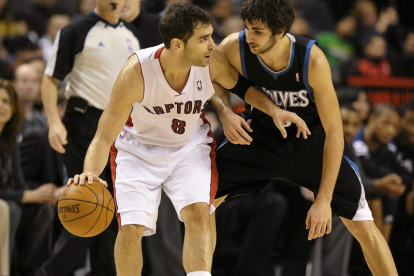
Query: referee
38,0,140,275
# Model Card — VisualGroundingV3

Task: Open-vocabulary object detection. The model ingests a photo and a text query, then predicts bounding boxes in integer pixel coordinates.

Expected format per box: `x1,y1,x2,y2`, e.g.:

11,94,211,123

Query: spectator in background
38,14,71,62
353,104,411,241
19,0,59,38
393,101,414,173
293,0,334,34
0,0,28,37
337,87,372,125
317,15,357,84
289,17,312,38
211,0,243,43
353,0,404,55
3,35,43,70
389,101,414,276
392,31,414,77
13,63,47,137
0,79,55,276
29,57,47,83
78,0,96,16
358,35,391,78
123,0,162,49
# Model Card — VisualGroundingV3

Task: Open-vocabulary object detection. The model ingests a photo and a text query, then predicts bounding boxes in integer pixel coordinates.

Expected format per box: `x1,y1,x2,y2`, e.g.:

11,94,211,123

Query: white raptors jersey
124,44,215,147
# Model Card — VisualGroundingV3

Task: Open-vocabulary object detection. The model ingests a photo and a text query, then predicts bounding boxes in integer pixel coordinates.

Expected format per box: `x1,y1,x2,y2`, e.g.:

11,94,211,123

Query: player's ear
171,38,184,51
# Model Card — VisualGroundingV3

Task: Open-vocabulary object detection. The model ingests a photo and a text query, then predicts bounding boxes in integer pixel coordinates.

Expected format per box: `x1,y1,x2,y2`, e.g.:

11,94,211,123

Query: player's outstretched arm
305,45,343,240
69,55,144,186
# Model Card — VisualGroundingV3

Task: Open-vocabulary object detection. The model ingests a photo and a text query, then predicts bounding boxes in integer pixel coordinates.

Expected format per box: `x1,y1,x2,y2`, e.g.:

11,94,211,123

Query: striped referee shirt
45,12,140,110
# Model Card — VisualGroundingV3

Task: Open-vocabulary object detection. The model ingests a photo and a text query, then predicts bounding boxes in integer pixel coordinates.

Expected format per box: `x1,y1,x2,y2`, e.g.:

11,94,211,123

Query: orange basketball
57,181,115,237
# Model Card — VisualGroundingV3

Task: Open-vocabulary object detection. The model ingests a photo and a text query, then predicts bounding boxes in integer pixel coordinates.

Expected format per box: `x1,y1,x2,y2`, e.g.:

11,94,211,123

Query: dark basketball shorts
215,121,373,221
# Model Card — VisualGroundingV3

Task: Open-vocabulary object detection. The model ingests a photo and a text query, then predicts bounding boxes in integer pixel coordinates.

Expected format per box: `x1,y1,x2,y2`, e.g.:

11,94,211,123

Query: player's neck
159,49,192,92
259,35,291,72
94,8,120,25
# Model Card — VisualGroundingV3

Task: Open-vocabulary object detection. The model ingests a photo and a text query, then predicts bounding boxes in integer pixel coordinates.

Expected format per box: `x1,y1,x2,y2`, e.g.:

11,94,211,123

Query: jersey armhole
302,40,317,102
238,31,248,79
132,52,145,104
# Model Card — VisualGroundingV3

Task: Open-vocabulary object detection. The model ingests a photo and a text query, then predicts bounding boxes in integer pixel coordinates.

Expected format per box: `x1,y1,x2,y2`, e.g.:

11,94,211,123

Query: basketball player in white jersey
68,4,310,276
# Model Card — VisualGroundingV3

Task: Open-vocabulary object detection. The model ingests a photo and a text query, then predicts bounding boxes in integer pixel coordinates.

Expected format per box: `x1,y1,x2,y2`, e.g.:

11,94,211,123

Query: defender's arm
306,45,343,240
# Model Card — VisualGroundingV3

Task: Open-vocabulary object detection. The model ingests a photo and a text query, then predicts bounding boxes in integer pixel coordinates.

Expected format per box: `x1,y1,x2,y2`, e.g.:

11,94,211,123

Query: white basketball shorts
110,124,218,236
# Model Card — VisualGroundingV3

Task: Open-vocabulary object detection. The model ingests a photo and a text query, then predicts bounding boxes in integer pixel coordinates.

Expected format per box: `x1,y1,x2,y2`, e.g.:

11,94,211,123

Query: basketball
57,181,115,237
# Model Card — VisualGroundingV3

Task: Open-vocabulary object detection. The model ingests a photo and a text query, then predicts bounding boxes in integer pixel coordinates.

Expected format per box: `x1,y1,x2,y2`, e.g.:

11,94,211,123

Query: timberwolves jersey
239,31,321,130
125,44,215,147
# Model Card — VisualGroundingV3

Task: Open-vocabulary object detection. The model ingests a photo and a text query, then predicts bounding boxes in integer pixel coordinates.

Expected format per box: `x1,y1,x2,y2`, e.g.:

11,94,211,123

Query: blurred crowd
0,0,413,276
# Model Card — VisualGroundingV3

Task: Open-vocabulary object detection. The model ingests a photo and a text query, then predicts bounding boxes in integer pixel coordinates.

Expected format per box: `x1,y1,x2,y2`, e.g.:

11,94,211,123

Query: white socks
187,272,212,276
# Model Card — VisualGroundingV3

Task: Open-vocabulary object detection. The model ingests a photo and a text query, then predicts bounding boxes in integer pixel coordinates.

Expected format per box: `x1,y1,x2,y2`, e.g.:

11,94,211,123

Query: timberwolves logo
197,80,202,91
261,87,310,109
126,38,134,53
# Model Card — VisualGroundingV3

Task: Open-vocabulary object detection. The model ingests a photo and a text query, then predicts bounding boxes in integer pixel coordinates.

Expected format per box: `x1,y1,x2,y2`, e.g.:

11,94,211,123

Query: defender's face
183,24,215,67
341,108,361,144
372,110,400,145
244,20,277,55
400,110,414,143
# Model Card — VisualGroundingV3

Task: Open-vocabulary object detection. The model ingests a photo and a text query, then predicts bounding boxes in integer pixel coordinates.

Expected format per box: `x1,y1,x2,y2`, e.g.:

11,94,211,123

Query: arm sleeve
44,24,80,80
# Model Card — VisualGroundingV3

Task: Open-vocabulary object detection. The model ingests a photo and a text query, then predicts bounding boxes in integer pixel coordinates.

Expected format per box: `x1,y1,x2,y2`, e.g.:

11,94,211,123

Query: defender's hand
48,121,68,154
67,172,108,187
220,110,253,145
305,199,332,240
271,109,311,139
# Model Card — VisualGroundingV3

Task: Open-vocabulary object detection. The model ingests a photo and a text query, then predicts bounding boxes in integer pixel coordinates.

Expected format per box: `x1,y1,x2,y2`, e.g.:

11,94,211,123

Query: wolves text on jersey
260,87,310,109
143,100,210,115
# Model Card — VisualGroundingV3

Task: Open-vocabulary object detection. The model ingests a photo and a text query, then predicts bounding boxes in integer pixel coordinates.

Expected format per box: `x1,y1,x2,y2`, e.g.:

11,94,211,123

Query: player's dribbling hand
67,172,108,187
305,199,332,240
272,109,311,139
220,110,253,145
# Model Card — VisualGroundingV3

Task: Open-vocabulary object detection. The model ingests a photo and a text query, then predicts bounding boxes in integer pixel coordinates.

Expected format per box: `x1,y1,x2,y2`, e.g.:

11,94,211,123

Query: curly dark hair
0,79,23,150
159,3,212,48
241,0,295,36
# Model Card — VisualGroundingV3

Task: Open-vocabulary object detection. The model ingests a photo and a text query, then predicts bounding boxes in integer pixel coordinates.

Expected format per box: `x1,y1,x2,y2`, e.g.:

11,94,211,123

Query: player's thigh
112,136,168,235
163,144,216,221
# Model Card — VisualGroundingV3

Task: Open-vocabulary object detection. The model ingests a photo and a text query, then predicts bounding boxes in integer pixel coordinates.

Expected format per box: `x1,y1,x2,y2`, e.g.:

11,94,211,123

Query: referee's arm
41,75,67,154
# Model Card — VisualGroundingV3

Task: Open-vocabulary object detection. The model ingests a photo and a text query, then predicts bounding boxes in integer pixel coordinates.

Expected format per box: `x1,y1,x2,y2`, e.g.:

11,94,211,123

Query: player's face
0,88,12,128
182,23,215,67
244,20,278,55
372,110,400,145
341,108,361,144
399,110,414,144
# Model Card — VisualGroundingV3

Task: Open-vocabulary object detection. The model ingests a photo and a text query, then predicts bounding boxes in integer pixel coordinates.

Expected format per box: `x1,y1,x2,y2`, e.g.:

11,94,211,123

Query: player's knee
181,202,210,227
347,221,377,242
119,224,144,239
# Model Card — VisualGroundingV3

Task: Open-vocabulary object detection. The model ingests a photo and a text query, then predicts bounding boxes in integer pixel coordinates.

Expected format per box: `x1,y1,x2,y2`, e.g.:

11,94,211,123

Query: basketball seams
59,198,114,212
58,182,115,237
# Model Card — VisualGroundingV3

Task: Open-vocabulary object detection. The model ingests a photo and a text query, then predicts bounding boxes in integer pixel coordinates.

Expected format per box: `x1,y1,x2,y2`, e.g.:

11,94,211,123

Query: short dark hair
371,103,397,118
397,100,414,118
159,3,212,48
241,0,295,36
0,79,23,150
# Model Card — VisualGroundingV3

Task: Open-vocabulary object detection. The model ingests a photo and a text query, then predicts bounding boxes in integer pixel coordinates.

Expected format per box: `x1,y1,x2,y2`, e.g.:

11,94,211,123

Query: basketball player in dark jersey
210,0,398,275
